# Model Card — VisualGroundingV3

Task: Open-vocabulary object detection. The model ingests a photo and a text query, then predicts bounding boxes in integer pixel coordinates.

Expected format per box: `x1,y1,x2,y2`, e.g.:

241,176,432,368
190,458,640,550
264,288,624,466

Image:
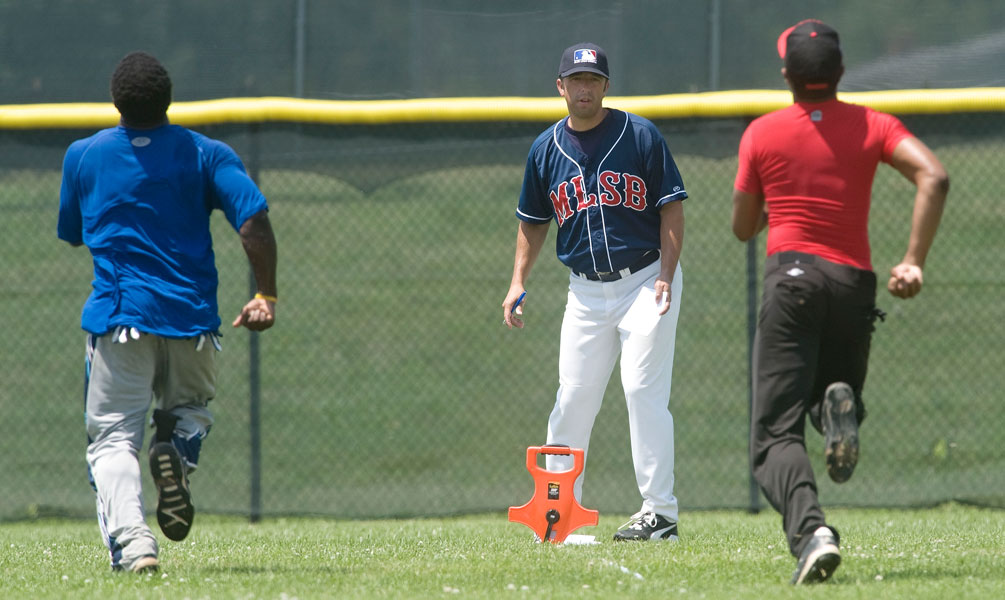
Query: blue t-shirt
58,124,269,337
516,109,687,275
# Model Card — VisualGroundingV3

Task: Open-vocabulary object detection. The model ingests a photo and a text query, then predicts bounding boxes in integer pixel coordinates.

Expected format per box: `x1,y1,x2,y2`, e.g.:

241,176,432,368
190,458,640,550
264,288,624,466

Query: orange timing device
508,445,599,543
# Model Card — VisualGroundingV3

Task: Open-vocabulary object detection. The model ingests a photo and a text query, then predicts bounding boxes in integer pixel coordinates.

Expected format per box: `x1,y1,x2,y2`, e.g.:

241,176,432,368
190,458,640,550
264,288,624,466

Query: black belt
767,250,876,285
575,250,660,282
771,251,816,265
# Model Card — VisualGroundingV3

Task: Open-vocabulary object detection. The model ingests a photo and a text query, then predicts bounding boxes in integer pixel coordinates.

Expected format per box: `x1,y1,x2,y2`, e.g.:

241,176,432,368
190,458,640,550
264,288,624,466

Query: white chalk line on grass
554,535,644,580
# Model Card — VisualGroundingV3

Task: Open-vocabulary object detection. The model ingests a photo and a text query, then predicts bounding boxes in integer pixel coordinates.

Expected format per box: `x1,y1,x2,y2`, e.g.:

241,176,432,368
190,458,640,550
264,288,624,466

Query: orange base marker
508,445,599,543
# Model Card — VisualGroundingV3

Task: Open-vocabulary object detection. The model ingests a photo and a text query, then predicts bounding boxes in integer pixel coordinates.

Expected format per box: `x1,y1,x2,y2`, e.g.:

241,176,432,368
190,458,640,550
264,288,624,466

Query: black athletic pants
750,251,878,557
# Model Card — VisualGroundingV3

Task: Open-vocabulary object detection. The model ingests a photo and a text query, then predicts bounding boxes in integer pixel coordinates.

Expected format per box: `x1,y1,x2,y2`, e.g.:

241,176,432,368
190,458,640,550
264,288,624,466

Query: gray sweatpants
84,330,216,570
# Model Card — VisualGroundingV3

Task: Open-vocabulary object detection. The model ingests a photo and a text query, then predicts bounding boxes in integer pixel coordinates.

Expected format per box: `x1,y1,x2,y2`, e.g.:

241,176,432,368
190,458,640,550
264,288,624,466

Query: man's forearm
659,201,684,277
903,173,948,268
240,210,278,296
511,221,549,286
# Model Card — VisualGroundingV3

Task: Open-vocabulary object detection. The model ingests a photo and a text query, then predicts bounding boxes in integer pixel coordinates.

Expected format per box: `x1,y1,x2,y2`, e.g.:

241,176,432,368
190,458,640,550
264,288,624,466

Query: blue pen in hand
511,291,527,314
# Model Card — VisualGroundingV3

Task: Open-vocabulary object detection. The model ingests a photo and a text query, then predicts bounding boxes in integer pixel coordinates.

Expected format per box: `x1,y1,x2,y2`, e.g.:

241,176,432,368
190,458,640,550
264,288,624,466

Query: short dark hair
785,43,842,98
110,51,172,125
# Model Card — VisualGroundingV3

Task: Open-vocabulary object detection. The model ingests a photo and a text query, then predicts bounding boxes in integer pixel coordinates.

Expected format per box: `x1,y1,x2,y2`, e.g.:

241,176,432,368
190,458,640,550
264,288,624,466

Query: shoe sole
613,534,679,542
149,442,194,541
823,382,859,483
613,526,679,542
793,544,841,584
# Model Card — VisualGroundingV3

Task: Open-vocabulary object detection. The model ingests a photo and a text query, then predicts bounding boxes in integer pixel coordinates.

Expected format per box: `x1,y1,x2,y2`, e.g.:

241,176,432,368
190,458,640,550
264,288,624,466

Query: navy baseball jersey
517,109,687,275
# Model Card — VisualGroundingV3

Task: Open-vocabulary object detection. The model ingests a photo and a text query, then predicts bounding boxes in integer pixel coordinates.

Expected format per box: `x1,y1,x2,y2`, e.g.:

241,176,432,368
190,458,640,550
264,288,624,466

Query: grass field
1,503,1002,599
2,118,1004,523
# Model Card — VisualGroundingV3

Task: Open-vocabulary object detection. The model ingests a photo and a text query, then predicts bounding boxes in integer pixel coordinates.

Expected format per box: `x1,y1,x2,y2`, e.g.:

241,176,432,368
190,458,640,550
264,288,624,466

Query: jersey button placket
590,206,609,273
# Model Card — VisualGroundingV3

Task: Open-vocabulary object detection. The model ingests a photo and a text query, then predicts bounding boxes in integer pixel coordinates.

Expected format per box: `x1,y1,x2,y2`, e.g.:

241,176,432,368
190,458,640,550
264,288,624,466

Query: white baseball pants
545,259,683,521
84,331,215,570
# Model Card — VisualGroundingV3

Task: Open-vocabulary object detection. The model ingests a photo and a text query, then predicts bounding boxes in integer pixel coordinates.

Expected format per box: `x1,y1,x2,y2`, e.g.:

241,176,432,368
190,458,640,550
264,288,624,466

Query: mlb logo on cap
559,42,610,78
574,49,597,64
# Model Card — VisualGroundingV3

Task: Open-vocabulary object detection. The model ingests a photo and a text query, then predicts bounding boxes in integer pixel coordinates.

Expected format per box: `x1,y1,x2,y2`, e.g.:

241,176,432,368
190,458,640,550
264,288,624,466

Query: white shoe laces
621,511,658,531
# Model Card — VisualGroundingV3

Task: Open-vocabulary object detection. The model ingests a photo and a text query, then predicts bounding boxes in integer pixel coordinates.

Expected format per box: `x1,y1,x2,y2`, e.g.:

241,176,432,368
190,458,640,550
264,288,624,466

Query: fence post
246,122,263,523
707,0,721,91
746,237,761,514
294,0,306,98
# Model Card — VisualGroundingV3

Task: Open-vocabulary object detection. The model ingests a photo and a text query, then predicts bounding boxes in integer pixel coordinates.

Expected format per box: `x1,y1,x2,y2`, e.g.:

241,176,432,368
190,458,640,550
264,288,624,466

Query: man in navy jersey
502,43,688,541
59,51,278,573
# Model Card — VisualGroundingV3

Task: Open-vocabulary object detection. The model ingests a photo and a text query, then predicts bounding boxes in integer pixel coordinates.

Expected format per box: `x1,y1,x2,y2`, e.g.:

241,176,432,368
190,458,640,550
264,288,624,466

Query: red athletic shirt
734,98,912,271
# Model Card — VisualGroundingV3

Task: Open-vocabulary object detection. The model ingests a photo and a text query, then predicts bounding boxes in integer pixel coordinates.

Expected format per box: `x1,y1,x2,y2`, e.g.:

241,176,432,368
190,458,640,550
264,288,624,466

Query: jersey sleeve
734,124,762,194
650,130,688,208
516,141,554,223
204,139,269,231
57,140,86,244
875,111,914,163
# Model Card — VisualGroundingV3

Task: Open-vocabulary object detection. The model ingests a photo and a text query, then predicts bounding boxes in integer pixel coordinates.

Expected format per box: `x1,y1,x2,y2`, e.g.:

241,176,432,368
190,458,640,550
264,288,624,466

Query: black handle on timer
543,509,560,541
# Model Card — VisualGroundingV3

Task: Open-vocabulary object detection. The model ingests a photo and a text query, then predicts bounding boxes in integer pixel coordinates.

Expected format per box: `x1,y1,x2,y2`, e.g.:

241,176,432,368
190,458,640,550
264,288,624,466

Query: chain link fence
2,102,1003,522
3,0,1004,104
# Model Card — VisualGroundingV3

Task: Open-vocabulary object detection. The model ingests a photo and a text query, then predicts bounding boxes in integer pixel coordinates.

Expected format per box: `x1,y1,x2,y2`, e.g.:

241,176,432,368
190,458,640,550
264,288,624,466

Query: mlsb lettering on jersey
549,171,648,226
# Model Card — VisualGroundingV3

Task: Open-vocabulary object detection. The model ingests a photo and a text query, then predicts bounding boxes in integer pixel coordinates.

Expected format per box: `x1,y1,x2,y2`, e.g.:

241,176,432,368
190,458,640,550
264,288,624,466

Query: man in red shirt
732,20,948,584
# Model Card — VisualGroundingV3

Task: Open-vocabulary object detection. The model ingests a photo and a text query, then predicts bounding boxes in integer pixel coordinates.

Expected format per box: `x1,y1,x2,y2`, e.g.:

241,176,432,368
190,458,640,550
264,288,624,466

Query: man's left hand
654,278,672,316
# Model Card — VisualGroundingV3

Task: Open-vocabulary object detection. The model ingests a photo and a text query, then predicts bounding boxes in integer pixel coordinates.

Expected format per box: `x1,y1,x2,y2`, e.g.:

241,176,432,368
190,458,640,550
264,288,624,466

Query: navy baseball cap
777,19,842,90
559,43,609,79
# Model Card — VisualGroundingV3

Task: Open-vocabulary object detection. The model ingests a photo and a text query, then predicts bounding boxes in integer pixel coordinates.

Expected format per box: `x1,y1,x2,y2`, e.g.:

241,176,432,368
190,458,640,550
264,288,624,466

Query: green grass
1,504,1002,599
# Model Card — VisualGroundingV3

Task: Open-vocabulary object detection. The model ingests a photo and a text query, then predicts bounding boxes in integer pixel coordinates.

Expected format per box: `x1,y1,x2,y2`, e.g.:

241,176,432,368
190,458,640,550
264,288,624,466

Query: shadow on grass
201,564,346,576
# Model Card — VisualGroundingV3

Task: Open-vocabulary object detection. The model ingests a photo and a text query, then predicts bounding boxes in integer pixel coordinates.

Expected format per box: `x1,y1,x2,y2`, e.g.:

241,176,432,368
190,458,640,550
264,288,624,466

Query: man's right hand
502,287,526,329
887,263,923,299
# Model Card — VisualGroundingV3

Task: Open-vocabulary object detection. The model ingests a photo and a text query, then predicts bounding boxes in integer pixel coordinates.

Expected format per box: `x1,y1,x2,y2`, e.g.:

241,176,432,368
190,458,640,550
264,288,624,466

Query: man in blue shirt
58,51,278,573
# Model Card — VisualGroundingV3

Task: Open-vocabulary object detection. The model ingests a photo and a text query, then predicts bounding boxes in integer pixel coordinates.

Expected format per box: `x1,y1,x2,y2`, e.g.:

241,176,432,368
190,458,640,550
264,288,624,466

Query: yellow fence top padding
2,88,1004,129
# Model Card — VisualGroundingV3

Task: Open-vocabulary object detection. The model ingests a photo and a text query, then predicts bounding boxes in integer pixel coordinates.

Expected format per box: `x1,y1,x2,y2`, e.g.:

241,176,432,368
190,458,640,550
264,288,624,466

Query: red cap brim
777,24,797,59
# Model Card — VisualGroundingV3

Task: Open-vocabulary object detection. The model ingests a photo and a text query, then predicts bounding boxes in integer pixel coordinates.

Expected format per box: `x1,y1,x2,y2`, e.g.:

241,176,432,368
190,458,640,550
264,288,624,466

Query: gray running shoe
130,555,160,574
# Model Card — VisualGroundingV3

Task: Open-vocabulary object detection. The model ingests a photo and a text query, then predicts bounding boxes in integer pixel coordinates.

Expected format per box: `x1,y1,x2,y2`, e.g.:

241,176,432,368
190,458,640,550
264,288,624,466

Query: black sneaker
792,527,841,584
823,382,859,483
613,511,678,541
149,441,194,541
